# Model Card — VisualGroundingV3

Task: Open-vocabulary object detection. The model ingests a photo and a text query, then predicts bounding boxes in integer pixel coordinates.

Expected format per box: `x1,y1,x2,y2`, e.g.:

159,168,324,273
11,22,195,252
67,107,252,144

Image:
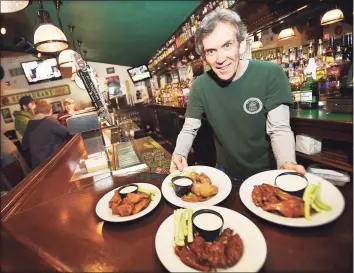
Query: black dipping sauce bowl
171,176,193,197
275,172,308,198
192,209,224,242
118,183,139,199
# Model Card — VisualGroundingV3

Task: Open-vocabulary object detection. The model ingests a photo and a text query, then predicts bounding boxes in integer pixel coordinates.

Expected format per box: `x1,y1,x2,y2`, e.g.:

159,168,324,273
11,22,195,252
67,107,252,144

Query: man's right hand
170,154,188,173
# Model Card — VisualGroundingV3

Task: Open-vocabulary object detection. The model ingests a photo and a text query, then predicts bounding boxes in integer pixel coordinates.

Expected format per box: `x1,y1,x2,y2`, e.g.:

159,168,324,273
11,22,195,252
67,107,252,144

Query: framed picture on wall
51,101,63,114
1,108,13,123
106,75,122,99
106,67,115,74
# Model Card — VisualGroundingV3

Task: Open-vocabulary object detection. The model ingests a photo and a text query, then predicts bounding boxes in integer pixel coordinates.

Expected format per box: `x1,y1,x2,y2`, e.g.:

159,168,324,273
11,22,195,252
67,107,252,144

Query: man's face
26,102,36,111
65,102,75,112
202,22,242,81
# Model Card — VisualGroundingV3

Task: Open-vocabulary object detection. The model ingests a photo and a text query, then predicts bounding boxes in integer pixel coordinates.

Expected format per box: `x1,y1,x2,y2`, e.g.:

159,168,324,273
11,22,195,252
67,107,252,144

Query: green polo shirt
186,60,293,178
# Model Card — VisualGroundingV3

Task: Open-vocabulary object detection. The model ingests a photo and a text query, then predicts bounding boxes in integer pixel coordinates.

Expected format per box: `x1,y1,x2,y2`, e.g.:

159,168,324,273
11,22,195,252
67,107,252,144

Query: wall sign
106,67,115,74
1,85,71,106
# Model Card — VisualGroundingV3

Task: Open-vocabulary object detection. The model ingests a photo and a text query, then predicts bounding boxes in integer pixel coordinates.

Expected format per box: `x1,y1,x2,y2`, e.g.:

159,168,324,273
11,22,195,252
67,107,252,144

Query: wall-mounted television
21,58,62,85
127,64,151,83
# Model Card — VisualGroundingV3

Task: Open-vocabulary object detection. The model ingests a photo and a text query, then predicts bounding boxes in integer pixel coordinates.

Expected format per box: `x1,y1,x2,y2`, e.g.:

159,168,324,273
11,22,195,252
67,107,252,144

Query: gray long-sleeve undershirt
173,104,296,169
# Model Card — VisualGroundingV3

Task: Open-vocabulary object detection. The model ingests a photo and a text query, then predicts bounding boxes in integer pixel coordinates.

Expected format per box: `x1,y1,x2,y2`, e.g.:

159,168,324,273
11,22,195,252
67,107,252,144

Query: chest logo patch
243,97,263,114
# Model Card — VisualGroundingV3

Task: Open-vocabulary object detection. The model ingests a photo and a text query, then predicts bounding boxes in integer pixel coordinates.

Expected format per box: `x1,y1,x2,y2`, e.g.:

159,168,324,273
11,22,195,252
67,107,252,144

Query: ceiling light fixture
321,8,344,25
0,0,29,13
34,0,68,53
1,27,6,35
278,27,295,41
59,25,76,67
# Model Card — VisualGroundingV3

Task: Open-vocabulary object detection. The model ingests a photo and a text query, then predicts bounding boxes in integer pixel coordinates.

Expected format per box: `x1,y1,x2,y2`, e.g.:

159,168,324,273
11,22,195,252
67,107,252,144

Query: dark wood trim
1,134,85,221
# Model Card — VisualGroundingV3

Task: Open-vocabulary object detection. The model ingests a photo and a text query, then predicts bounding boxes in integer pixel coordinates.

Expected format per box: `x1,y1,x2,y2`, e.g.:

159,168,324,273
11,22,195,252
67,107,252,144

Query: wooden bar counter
1,134,353,272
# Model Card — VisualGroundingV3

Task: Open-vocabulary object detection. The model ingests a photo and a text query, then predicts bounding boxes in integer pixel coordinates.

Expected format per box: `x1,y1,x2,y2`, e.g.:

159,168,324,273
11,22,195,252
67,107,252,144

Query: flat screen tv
127,64,151,83
21,58,62,85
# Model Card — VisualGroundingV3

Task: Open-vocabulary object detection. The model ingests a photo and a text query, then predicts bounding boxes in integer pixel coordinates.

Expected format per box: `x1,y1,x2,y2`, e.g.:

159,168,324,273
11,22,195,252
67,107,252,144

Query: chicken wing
109,190,122,208
188,171,197,183
191,183,218,198
126,192,149,204
175,246,212,272
112,203,133,216
181,194,207,202
262,199,305,218
189,235,208,261
133,198,150,214
226,233,244,267
199,172,212,185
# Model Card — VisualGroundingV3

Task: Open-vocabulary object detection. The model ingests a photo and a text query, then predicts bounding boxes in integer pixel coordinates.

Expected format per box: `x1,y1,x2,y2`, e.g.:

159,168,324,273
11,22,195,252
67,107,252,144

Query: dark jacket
22,115,71,168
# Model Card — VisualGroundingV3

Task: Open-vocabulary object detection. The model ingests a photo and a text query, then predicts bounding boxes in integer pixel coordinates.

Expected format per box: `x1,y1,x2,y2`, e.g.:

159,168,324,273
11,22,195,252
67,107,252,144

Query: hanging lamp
1,1,29,13
34,0,68,53
278,27,295,41
321,8,344,25
59,25,76,67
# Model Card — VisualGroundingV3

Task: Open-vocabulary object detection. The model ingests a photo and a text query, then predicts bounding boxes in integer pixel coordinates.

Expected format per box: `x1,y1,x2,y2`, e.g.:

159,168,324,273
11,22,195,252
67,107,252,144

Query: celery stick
179,210,185,241
303,184,315,220
174,210,181,244
183,211,188,237
187,209,194,243
310,202,322,213
315,199,332,211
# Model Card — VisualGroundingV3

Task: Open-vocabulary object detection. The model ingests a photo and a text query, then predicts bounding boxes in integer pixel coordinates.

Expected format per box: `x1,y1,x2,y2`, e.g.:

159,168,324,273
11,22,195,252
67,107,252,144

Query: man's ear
239,39,247,56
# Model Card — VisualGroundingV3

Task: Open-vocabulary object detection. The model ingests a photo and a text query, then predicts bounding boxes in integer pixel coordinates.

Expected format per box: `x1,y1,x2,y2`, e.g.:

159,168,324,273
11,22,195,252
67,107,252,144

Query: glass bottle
335,39,343,64
300,73,319,109
343,33,353,62
325,37,336,64
304,43,317,80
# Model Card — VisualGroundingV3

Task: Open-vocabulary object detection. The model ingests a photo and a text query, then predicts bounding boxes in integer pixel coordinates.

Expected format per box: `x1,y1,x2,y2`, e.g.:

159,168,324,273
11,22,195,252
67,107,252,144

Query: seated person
13,95,36,141
22,100,71,169
57,98,78,127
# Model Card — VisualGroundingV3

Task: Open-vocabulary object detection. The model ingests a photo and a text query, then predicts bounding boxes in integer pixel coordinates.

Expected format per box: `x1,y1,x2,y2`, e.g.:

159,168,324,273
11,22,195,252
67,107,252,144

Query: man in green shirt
170,9,305,182
13,96,36,141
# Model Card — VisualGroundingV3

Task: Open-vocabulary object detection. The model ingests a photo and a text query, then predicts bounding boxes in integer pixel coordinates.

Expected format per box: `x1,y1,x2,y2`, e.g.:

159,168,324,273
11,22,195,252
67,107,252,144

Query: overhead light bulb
58,49,76,67
278,27,295,41
1,0,29,13
321,8,344,25
1,27,6,35
34,9,68,53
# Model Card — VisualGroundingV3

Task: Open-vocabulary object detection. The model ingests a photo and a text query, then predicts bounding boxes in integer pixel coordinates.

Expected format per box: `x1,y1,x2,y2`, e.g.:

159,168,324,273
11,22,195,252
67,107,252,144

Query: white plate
239,170,345,227
161,166,232,208
155,206,267,272
95,183,161,222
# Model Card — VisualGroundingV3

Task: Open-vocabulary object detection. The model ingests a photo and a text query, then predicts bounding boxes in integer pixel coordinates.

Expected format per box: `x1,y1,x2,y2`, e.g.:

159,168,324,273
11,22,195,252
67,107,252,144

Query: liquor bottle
325,37,336,64
304,43,317,80
335,39,343,64
343,33,353,62
288,47,295,79
316,39,325,61
300,72,319,109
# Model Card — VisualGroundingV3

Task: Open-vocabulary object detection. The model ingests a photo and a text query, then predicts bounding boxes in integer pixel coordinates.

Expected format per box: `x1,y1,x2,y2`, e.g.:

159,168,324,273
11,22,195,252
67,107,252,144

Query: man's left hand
280,162,306,175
